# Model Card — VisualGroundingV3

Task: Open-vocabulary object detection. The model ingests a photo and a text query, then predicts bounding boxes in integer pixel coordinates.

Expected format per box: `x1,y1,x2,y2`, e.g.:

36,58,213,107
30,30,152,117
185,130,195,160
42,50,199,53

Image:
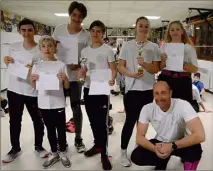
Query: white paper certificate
90,69,111,81
36,72,59,91
89,81,110,95
164,43,184,71
8,50,33,80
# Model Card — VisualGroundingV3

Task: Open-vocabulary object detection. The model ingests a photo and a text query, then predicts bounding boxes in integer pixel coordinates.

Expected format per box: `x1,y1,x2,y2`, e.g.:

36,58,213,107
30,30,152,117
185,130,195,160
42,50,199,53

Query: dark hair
194,72,201,78
18,19,35,30
68,1,87,19
135,16,149,26
89,20,106,33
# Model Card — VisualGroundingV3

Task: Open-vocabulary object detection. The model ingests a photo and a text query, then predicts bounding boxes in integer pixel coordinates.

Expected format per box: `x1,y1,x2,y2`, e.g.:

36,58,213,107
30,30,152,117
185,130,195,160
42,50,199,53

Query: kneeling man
131,81,205,170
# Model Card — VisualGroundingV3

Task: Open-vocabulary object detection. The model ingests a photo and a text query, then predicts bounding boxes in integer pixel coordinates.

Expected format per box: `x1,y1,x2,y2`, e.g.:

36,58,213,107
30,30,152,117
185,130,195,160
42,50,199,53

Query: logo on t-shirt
97,54,105,63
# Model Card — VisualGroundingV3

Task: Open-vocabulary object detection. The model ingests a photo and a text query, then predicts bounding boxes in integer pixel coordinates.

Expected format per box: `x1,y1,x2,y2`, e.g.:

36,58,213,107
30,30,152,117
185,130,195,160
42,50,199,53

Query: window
194,19,213,61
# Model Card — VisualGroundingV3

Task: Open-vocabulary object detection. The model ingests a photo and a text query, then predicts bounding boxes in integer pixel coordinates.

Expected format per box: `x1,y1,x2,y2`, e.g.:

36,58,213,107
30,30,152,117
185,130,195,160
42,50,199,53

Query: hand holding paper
31,74,39,82
4,56,14,65
57,72,68,81
160,53,167,62
25,64,33,70
108,79,115,86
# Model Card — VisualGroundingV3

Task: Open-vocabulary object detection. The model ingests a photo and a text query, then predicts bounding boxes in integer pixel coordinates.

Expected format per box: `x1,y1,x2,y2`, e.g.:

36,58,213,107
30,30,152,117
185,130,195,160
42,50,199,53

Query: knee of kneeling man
166,156,183,170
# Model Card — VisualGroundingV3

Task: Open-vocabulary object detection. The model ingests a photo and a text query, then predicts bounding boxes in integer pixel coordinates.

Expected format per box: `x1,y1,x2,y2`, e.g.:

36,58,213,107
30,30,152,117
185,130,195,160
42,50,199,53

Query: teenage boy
2,19,48,163
52,1,90,153
79,20,116,170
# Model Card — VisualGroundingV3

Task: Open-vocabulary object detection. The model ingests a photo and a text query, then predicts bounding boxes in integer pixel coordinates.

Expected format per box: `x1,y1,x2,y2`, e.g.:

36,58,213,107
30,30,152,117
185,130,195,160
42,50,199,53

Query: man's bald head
153,81,171,91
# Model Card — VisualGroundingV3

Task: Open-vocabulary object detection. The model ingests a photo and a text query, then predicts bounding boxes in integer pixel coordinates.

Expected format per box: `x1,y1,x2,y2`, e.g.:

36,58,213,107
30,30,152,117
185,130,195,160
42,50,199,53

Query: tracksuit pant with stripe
84,88,109,157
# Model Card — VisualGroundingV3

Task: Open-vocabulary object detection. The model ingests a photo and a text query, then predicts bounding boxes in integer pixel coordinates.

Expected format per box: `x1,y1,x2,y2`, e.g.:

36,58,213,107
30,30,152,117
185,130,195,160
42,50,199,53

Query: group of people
1,1,207,170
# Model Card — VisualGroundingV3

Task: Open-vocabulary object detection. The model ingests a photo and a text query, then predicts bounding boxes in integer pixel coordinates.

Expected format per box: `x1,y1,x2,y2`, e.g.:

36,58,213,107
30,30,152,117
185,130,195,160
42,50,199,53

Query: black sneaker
1,99,8,109
69,118,74,123
4,108,9,114
35,146,49,158
74,138,86,153
108,125,114,135
101,156,112,170
84,145,102,157
2,148,22,163
80,99,85,105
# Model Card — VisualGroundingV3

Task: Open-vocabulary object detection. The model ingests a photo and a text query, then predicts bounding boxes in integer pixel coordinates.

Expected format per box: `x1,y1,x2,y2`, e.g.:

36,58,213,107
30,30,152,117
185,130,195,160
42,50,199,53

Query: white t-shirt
139,98,198,142
7,42,41,97
32,60,68,109
160,43,198,72
119,40,160,93
81,44,115,88
52,24,91,81
192,84,202,103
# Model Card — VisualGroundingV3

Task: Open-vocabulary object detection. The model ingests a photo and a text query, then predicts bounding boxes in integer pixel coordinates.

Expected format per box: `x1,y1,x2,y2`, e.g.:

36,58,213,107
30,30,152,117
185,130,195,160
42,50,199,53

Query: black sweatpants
158,71,193,103
121,90,153,149
131,139,202,170
40,108,67,153
84,88,109,157
7,90,44,150
64,81,83,139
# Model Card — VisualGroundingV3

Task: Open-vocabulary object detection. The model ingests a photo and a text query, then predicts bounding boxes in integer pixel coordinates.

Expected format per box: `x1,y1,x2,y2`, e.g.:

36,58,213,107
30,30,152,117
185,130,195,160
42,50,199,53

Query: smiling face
153,81,172,112
70,8,84,27
19,24,35,41
169,23,184,41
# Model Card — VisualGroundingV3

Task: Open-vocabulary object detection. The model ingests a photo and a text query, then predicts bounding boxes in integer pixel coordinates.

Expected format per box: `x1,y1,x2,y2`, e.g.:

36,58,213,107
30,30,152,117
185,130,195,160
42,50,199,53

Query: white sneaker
166,156,183,170
2,148,22,163
43,152,60,169
60,152,71,168
120,149,131,167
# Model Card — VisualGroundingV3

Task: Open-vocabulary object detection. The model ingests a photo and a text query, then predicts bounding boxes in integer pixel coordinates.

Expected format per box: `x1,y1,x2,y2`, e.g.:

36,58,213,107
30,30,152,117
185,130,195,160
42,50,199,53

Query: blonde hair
164,20,193,46
39,35,56,47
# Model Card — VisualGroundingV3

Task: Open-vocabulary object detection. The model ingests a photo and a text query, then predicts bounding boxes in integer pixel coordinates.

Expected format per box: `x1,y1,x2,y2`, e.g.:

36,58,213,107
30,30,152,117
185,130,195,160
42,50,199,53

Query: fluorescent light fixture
196,27,200,30
145,16,161,20
54,13,68,17
132,24,136,27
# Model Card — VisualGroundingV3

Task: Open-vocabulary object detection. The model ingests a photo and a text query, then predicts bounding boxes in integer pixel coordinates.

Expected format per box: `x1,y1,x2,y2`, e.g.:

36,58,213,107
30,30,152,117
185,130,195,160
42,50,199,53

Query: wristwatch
172,142,177,150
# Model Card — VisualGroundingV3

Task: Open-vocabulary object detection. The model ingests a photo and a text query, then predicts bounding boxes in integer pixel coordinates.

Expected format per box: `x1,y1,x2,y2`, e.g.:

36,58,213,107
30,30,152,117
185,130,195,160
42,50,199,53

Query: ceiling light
132,24,136,27
54,13,68,17
81,23,84,26
196,27,200,30
145,16,161,20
